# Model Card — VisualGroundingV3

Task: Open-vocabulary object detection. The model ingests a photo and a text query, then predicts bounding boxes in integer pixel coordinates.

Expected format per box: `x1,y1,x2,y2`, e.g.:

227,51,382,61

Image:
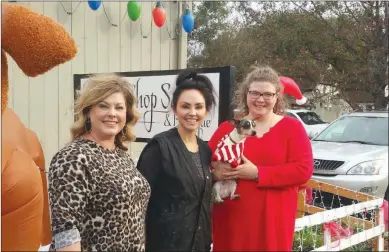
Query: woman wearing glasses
209,66,313,251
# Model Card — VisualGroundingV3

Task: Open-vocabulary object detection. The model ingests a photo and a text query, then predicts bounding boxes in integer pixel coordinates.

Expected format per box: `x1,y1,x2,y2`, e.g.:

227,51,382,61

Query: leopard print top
48,138,150,251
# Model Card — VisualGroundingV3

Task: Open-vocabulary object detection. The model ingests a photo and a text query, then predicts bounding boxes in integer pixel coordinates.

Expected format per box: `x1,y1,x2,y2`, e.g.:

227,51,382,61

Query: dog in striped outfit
212,119,256,203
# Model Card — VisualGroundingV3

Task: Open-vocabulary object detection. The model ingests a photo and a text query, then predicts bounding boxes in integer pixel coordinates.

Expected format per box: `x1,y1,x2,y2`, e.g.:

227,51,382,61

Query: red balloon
152,2,166,27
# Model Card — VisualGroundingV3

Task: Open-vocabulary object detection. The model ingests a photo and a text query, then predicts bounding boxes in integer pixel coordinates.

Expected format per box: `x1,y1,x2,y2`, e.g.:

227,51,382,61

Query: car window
296,112,326,125
286,112,298,119
314,115,388,146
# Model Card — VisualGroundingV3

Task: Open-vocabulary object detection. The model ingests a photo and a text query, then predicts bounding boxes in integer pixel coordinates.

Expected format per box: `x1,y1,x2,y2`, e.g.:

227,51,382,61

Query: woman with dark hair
137,71,216,252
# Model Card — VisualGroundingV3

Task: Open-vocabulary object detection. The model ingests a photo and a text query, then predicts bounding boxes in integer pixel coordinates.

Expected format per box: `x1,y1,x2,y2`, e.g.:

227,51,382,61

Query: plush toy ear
1,3,77,77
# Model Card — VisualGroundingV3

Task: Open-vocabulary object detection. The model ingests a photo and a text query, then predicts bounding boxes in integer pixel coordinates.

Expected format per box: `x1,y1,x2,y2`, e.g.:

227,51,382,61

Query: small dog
211,118,256,204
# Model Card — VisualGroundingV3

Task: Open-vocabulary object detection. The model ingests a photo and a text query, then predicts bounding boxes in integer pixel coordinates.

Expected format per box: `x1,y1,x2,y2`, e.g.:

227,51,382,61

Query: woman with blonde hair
209,66,313,251
48,73,150,251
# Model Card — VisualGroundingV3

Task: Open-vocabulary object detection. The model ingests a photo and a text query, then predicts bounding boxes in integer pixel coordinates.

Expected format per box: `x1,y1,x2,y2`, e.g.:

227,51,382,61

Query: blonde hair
71,73,139,150
233,65,286,116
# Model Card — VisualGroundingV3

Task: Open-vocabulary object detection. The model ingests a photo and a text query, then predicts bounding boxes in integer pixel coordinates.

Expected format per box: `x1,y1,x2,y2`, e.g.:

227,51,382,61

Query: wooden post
323,225,332,250
296,190,306,218
374,207,385,251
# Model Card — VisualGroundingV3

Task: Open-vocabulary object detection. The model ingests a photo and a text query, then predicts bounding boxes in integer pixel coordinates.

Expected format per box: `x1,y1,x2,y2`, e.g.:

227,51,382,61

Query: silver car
310,110,388,200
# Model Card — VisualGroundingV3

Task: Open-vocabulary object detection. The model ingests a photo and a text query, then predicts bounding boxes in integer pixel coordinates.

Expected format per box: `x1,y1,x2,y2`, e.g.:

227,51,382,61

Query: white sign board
385,85,388,98
79,73,220,141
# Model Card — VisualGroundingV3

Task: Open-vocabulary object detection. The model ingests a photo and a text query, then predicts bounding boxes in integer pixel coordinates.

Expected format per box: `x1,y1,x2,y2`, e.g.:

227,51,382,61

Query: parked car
310,110,388,201
286,109,329,138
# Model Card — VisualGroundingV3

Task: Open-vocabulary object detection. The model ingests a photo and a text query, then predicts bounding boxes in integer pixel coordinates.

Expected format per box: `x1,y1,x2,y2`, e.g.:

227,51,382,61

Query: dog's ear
232,119,241,128
228,118,238,126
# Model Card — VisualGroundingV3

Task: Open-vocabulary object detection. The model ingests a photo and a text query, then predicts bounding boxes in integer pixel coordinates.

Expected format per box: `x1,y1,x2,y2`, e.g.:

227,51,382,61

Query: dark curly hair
172,71,217,112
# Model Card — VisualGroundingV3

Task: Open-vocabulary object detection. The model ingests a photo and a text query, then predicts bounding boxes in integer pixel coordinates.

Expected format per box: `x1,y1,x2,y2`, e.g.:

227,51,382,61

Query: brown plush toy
1,3,77,251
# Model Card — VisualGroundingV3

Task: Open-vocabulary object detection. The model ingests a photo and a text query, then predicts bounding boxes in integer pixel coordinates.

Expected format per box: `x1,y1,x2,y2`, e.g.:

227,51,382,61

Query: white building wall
6,1,188,168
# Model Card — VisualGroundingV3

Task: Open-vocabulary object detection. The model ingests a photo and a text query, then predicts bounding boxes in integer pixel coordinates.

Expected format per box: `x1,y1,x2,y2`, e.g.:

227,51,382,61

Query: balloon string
119,10,128,25
165,24,178,40
102,3,117,27
60,2,126,28
139,18,180,40
139,18,152,39
59,2,179,40
60,1,82,15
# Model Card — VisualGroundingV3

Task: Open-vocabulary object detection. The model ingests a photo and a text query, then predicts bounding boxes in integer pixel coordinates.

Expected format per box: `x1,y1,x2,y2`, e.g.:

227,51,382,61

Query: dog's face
234,119,256,136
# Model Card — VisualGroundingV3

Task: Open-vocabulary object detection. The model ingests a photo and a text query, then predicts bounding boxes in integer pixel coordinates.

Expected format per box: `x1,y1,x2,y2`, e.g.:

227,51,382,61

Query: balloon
181,7,194,33
280,76,307,105
127,1,141,21
88,0,101,11
152,1,166,28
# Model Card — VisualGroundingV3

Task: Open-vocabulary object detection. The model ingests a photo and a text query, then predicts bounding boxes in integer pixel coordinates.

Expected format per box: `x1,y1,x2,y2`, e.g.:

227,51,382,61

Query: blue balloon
182,8,194,33
88,0,101,11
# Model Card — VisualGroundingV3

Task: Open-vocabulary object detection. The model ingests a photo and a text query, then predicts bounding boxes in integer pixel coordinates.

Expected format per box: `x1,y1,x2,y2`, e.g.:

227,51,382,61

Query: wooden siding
5,1,188,168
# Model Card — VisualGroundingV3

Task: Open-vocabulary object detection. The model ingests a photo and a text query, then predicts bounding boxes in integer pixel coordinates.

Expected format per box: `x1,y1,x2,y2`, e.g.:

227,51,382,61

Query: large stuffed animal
1,3,77,251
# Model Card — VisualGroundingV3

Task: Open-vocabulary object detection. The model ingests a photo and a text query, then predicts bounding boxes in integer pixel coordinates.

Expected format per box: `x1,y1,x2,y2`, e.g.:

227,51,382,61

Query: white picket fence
295,198,385,251
39,197,386,252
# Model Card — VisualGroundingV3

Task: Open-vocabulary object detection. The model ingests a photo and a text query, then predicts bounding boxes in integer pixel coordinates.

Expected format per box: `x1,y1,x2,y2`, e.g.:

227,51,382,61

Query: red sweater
212,134,245,168
208,117,313,251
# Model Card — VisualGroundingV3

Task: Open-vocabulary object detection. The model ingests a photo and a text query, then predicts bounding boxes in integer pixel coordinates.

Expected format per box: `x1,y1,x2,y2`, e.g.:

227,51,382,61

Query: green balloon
127,1,141,21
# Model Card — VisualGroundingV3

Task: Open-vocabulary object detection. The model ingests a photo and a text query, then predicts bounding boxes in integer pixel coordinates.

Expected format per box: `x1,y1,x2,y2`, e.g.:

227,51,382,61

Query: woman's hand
224,155,258,181
211,161,233,181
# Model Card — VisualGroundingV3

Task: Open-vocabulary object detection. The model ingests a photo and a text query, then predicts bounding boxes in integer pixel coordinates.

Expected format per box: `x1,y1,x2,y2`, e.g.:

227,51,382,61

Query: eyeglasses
248,91,276,100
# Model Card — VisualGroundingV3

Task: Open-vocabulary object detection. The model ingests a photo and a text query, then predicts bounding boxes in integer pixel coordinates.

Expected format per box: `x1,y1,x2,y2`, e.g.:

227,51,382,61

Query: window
297,112,326,125
314,115,388,146
286,112,298,119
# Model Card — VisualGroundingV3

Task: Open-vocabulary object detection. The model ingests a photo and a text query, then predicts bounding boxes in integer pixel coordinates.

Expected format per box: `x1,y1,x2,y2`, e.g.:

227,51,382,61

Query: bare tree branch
344,1,362,25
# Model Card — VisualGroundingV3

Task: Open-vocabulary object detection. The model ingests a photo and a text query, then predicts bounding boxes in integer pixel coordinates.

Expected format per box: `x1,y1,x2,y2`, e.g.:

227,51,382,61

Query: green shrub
293,228,324,251
292,228,388,252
